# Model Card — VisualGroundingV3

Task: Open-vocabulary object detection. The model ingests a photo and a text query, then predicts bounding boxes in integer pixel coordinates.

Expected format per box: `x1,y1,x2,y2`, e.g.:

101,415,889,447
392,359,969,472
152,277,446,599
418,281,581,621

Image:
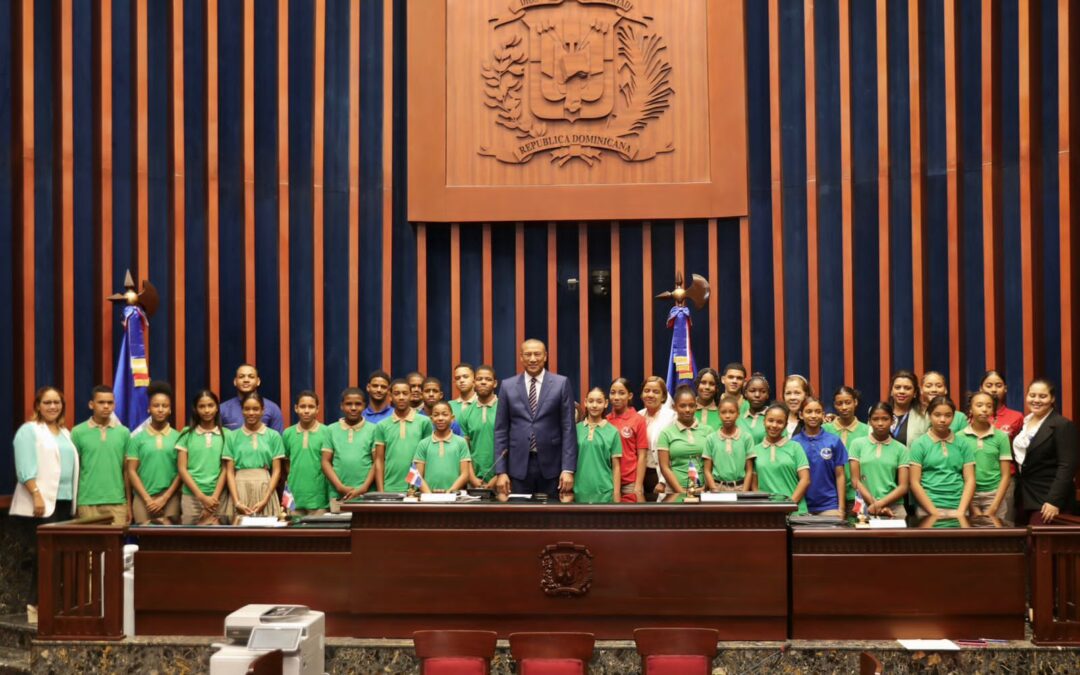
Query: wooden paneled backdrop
0,0,1076,492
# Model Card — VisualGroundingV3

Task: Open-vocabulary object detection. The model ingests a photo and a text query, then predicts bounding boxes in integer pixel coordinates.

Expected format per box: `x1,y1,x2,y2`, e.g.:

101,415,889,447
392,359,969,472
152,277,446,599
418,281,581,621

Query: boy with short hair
363,370,394,425
460,365,499,487
71,386,131,525
282,390,331,516
419,377,465,436
374,380,434,491
406,372,426,410
450,363,477,419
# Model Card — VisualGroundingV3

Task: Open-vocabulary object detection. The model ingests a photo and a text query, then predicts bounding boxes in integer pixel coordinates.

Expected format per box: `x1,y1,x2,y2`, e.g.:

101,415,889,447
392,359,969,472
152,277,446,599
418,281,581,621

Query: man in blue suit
493,339,578,496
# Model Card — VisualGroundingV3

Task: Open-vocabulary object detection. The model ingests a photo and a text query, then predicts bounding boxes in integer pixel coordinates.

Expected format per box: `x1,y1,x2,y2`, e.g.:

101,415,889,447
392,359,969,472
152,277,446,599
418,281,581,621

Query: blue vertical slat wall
183,0,209,398
219,0,247,396
744,0,777,389
33,0,55,388
849,0,880,402
1,0,1077,467
323,0,351,402
287,0,314,395
0,2,14,486
957,0,986,393
251,0,280,399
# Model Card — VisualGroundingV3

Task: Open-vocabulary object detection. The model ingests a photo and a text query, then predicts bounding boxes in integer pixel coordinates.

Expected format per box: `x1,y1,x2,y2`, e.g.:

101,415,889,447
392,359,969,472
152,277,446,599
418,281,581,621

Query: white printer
209,604,325,675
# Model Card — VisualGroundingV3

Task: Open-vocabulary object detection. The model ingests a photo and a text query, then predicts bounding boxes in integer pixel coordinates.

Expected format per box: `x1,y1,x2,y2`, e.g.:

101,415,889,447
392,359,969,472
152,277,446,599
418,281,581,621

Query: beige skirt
233,468,281,521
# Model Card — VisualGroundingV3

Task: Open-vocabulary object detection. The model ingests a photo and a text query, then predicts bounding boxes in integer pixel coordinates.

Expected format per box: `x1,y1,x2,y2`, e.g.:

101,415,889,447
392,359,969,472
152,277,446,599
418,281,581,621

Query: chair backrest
509,632,595,675
634,628,719,675
860,651,884,675
245,649,283,675
414,630,498,675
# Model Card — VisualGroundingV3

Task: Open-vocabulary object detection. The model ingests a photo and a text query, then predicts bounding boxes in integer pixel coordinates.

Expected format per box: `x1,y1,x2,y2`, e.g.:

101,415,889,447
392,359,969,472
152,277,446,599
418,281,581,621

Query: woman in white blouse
638,376,676,501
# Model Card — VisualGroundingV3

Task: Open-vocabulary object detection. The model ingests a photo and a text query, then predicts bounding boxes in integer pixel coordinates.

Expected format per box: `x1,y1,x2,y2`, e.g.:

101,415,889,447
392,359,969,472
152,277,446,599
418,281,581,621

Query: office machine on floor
209,604,325,675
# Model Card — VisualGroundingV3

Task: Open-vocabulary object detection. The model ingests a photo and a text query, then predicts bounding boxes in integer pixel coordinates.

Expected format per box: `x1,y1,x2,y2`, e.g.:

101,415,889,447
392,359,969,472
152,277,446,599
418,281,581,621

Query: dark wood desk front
790,526,1028,640
343,501,795,639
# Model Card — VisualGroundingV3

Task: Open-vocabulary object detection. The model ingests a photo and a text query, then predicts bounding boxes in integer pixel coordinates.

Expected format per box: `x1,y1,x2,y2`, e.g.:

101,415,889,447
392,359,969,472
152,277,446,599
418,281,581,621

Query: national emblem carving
539,541,594,597
480,0,674,166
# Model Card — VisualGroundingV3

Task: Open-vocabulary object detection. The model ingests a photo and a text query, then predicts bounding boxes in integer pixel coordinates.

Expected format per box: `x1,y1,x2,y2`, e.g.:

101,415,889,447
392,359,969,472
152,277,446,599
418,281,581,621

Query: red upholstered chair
508,632,595,675
413,630,498,675
860,651,884,675
633,628,719,675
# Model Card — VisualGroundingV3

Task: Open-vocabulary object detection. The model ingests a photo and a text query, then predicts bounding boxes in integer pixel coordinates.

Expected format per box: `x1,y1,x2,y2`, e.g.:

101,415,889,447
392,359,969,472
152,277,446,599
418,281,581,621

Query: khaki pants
711,480,743,493
917,506,962,519
132,491,181,525
292,508,326,517
972,490,1010,523
76,503,128,526
181,493,232,525
809,509,843,517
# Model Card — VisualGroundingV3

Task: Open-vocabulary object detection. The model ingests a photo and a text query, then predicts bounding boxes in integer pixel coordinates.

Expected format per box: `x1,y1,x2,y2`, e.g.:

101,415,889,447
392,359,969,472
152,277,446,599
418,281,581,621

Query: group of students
608,365,1075,527
11,362,1078,527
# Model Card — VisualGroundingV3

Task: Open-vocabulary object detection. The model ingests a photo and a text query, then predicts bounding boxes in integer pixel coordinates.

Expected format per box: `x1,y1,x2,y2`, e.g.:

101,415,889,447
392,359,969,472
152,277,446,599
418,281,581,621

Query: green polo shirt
951,411,969,433
176,427,229,496
750,439,809,514
375,410,434,491
449,396,476,421
71,419,130,505
910,432,975,510
573,421,622,502
657,420,708,489
694,405,722,433
824,419,869,504
459,397,498,481
283,423,331,510
848,435,909,503
125,426,180,495
704,427,754,483
223,426,285,471
738,410,768,445
414,433,471,491
323,418,378,500
959,425,1012,493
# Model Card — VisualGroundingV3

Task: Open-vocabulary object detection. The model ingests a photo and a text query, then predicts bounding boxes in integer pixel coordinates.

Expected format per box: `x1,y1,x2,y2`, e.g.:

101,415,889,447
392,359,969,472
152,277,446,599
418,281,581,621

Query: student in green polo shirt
450,363,478,420
659,386,710,493
704,396,754,492
750,403,811,514
322,388,379,503
282,390,331,516
176,389,231,525
738,374,771,444
374,379,434,491
126,385,182,524
572,388,622,504
71,386,131,525
909,396,976,519
719,362,749,416
460,364,499,487
414,401,471,492
693,368,722,432
824,385,869,510
962,391,1013,523
850,402,910,518
223,392,284,519
921,371,969,432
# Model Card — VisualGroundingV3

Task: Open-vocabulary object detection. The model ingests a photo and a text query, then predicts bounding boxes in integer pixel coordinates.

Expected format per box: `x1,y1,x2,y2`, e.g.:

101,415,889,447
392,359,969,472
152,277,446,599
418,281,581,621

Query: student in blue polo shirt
362,370,394,425
791,397,848,515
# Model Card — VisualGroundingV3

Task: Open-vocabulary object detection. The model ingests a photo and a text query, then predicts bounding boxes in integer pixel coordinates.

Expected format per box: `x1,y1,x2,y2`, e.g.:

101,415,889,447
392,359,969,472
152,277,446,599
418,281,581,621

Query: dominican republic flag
665,305,697,396
406,463,424,490
853,494,865,516
113,304,151,431
687,459,700,488
281,484,295,512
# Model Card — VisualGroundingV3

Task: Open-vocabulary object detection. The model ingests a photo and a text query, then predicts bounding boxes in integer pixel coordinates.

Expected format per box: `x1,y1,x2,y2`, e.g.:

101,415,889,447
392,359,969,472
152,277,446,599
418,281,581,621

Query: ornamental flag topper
656,273,710,396
107,270,159,430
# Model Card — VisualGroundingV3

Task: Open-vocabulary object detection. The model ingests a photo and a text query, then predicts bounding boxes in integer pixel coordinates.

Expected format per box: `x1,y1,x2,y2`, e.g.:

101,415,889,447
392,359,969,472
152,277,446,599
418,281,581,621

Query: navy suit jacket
493,371,578,480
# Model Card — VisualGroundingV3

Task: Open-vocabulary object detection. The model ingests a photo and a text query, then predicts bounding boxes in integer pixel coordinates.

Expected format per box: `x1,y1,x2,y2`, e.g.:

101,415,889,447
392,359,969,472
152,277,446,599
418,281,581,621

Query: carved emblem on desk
480,0,674,166
540,541,594,597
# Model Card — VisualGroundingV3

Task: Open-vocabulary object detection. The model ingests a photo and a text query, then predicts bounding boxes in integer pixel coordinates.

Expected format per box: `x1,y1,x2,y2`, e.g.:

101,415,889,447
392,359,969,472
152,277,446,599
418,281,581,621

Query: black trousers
510,453,560,496
16,499,72,606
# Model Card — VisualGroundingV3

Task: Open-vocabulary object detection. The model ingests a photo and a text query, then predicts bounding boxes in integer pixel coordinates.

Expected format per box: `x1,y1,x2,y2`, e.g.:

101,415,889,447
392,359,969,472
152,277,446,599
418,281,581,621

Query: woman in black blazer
1014,379,1078,523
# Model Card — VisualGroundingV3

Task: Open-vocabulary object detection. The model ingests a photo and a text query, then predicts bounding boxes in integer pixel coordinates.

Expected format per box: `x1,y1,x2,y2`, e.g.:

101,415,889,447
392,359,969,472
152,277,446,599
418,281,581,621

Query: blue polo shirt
362,405,394,426
417,409,465,437
792,429,848,513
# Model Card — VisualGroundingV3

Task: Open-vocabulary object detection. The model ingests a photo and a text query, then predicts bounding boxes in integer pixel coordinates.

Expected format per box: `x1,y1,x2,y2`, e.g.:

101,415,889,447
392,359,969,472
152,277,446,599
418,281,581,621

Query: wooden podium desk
343,500,795,639
790,522,1028,640
133,525,354,636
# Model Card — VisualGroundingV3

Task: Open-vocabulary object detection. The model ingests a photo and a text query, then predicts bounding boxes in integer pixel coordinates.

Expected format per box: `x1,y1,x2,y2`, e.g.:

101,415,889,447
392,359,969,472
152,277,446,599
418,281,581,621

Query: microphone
480,449,510,483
